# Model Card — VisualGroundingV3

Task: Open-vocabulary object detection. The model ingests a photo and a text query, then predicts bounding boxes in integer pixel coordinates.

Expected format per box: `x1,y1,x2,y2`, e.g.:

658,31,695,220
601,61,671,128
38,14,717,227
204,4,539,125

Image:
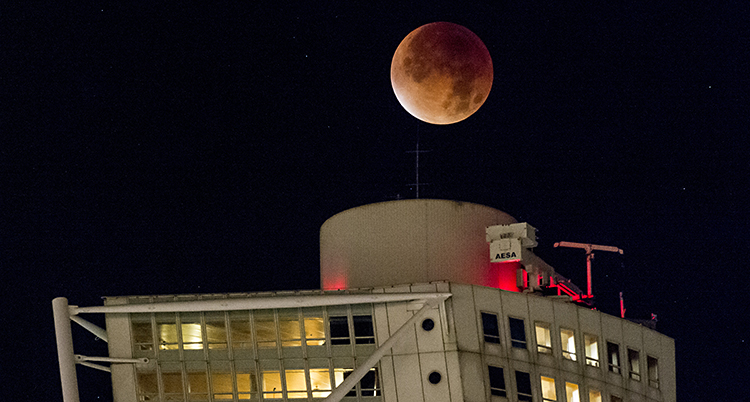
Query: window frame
584,333,600,367
488,365,507,397
508,317,527,349
541,375,557,402
515,371,533,402
481,312,501,344
607,341,621,374
560,328,577,361
628,348,641,381
535,322,552,354
647,355,659,388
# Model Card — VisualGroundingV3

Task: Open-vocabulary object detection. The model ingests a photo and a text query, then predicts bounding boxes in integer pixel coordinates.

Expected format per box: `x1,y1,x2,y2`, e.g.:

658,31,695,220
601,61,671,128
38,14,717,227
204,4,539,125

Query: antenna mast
406,137,430,198
553,241,623,299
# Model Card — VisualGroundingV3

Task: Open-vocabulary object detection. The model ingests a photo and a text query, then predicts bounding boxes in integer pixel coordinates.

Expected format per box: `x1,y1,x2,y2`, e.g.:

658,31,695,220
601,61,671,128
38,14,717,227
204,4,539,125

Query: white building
53,199,675,402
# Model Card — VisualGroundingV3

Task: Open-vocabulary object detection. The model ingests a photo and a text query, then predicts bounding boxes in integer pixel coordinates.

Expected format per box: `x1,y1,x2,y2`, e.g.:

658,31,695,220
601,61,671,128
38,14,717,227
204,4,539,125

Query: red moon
391,22,493,125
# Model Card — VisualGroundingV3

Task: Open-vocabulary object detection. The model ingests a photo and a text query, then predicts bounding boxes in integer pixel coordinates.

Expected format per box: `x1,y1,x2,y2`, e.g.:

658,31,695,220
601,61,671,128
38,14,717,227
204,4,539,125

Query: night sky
3,2,749,401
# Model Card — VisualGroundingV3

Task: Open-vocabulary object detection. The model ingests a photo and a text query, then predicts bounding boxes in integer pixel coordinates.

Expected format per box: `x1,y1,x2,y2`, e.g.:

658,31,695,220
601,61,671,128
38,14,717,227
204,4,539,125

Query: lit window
565,382,580,402
628,349,641,381
205,312,228,350
255,311,277,349
353,315,375,344
541,376,556,401
515,371,533,402
647,356,659,388
236,371,258,400
180,316,203,350
488,365,506,397
481,312,501,344
589,389,602,402
536,322,552,354
278,311,302,347
228,311,253,349
607,342,621,374
560,328,576,361
309,368,333,398
285,369,307,399
156,313,179,350
584,334,599,367
210,372,233,400
262,371,283,399
509,317,527,349
303,309,326,346
329,316,350,345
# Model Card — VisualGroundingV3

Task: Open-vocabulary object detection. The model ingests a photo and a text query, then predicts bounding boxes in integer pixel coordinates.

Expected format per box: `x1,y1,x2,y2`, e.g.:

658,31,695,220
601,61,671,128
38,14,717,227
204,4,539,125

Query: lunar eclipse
391,22,493,125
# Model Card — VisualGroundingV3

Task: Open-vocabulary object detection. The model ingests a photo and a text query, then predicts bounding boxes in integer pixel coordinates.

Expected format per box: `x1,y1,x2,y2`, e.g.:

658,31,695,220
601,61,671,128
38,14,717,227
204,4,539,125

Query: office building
54,199,675,402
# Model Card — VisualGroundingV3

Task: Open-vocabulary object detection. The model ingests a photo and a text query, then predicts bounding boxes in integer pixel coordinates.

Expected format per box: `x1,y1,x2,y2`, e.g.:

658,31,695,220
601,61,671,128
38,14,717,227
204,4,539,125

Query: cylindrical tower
320,199,517,290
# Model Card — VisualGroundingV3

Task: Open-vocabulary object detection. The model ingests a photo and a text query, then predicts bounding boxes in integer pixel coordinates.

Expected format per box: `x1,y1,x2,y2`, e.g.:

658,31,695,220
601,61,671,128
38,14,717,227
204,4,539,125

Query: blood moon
391,22,493,125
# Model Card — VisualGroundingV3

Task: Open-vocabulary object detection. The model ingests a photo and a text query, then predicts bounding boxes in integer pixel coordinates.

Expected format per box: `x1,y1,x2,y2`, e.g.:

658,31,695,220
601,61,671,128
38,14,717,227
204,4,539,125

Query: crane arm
553,241,623,254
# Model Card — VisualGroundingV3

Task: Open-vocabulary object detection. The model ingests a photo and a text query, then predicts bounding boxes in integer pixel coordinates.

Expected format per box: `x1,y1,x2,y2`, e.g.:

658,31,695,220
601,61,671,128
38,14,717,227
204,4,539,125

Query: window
584,334,599,367
136,371,158,401
535,322,552,354
309,368,334,398
481,312,501,344
132,316,154,351
205,312,228,350
254,311,277,349
648,356,659,388
509,317,527,349
156,313,179,350
560,329,577,361
565,382,580,402
488,365,506,397
302,309,326,346
334,368,380,397
589,389,602,402
187,368,209,401
541,376,556,401
262,371,283,399
515,371,533,401
607,342,621,374
235,371,258,400
329,316,350,345
278,311,302,347
610,396,623,402
228,311,253,349
628,349,641,381
210,371,233,400
285,369,308,398
353,315,375,344
180,314,203,350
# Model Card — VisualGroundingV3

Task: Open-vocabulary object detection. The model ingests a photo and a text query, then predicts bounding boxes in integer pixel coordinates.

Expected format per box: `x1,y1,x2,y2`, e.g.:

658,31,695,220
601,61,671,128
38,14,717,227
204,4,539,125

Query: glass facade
131,305,379,401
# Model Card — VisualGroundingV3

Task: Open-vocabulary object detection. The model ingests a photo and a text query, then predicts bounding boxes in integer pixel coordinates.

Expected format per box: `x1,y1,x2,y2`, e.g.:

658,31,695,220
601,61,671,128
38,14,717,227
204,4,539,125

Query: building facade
54,200,675,402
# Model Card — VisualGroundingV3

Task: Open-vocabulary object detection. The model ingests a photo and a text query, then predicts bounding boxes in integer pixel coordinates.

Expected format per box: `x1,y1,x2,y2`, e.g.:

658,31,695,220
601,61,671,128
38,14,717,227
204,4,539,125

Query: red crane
553,241,623,299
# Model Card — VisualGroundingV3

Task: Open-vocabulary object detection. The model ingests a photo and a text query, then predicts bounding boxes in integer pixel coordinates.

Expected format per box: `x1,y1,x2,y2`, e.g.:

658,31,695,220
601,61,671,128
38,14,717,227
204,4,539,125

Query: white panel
458,352,485,402
393,354,425,402
380,355,398,402
385,300,418,355
444,351,464,402
450,284,480,352
419,352,451,402
415,308,445,353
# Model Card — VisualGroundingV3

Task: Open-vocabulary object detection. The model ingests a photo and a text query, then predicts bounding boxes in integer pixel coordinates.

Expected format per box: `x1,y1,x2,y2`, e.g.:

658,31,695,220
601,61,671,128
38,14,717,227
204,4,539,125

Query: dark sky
3,2,748,401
